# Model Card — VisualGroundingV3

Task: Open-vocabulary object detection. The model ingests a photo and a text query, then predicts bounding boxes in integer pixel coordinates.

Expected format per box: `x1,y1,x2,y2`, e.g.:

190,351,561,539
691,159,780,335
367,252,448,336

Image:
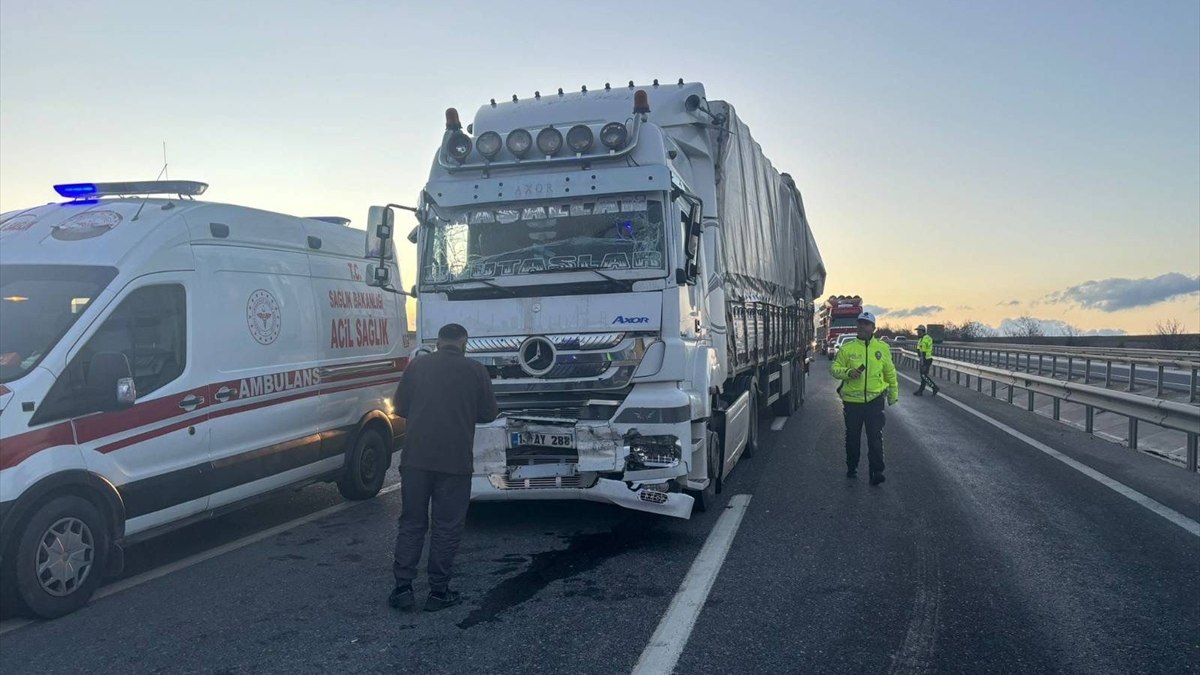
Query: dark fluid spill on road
458,517,657,629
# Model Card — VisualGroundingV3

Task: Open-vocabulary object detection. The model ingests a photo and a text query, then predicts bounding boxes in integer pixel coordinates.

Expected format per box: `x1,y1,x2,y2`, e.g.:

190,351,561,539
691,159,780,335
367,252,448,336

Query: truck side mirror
366,206,395,260
407,226,419,244
366,263,390,288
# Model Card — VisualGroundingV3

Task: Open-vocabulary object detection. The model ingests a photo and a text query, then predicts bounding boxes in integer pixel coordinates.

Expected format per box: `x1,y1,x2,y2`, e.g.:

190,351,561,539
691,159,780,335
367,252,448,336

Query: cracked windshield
421,194,665,283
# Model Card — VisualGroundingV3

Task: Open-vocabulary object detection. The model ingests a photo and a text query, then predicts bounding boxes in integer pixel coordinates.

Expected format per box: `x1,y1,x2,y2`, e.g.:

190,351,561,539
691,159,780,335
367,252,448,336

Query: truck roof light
446,131,472,163
600,122,628,150
566,125,594,153
477,131,503,159
445,108,462,131
633,90,651,114
53,181,208,198
536,127,563,156
507,128,533,157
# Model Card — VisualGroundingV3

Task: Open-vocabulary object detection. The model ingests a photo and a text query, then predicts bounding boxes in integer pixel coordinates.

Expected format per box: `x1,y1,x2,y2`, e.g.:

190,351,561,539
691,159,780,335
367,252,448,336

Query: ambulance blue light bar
53,181,209,198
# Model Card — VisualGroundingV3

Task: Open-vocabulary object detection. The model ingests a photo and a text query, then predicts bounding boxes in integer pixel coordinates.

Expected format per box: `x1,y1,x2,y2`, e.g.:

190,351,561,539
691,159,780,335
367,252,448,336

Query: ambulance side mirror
88,352,136,411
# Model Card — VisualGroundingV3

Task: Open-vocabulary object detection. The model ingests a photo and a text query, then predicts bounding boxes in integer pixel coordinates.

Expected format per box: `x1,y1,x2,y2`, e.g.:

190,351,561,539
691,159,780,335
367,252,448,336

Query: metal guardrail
943,340,1200,361
934,343,1200,402
898,349,1200,472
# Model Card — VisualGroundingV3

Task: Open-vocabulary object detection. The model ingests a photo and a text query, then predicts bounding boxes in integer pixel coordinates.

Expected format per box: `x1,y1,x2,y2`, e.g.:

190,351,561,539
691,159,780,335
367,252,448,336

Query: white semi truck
366,81,825,517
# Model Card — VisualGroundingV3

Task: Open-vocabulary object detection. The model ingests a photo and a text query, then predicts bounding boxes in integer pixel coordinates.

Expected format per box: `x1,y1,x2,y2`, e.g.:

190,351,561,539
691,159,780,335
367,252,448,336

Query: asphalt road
1,367,1196,674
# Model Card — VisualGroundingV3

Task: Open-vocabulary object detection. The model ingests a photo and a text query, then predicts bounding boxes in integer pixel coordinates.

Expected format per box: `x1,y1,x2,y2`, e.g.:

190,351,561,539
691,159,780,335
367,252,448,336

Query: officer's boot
913,382,925,396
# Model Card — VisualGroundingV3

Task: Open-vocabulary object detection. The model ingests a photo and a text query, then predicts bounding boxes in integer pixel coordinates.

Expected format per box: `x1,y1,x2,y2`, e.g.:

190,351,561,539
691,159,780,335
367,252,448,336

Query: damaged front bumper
470,418,695,519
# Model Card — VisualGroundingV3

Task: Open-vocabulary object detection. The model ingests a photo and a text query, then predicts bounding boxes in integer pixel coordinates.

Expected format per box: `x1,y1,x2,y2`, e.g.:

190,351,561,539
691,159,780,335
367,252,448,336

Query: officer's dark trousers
844,395,886,474
393,467,471,592
916,357,938,392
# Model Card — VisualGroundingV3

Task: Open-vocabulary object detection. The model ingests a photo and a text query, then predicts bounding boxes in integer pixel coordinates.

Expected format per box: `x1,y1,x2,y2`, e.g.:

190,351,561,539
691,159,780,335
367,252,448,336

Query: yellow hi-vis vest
918,334,934,359
832,337,899,404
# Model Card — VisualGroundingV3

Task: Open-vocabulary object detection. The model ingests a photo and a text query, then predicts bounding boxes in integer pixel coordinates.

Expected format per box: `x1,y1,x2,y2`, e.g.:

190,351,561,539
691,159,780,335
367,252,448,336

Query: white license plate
510,464,577,480
510,430,576,449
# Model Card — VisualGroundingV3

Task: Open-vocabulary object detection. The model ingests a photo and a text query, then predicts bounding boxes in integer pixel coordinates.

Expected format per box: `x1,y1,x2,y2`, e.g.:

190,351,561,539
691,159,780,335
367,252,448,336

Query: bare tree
1061,322,1082,345
1007,315,1043,337
961,320,997,340
1155,318,1187,350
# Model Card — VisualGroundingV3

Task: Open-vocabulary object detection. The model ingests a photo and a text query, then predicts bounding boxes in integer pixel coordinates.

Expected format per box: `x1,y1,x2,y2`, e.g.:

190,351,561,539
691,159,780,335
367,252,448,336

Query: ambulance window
33,284,187,424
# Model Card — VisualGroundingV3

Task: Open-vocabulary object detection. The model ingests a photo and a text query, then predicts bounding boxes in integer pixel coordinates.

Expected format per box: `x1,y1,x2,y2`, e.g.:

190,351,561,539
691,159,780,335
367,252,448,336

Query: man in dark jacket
389,323,498,612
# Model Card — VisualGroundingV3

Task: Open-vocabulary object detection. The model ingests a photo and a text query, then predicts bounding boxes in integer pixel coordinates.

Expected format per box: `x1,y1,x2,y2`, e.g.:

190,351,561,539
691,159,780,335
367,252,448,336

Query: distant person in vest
913,325,939,396
831,311,899,485
389,323,498,612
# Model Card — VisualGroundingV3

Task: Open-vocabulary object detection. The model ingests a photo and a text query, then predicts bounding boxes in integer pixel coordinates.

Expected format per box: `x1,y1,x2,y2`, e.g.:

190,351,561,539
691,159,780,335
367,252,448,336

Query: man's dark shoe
846,468,857,478
388,585,415,611
869,472,886,486
424,589,462,612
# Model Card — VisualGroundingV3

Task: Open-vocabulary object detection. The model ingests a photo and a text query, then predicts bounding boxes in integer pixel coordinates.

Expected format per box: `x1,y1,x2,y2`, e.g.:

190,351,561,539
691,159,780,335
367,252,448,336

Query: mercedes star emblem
518,336,556,376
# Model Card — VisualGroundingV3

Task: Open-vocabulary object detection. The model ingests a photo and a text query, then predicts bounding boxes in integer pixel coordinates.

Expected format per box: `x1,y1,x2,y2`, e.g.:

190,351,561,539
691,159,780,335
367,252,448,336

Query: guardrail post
991,380,997,398
1038,355,1044,376
1027,390,1035,411
1066,356,1073,381
1192,368,1198,404
1188,434,1198,472
1127,362,1136,392
1105,361,1113,388
977,376,983,392
1052,398,1060,420
956,371,962,386
1128,417,1138,450
1085,405,1094,433
1084,359,1092,385
1052,355,1058,377
1007,385,1014,404
1156,365,1165,398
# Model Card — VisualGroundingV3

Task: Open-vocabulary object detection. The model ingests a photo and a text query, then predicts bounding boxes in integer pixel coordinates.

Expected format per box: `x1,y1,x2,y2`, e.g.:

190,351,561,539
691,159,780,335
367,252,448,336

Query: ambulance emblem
51,210,122,241
247,289,282,345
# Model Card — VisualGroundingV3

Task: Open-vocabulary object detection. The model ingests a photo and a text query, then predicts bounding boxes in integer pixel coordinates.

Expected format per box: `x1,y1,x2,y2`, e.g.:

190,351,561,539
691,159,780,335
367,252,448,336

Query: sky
1,0,1197,336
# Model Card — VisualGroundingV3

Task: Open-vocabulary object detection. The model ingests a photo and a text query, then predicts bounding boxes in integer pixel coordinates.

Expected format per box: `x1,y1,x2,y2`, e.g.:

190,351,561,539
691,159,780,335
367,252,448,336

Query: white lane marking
898,373,1200,538
0,482,403,637
770,416,788,431
632,494,752,675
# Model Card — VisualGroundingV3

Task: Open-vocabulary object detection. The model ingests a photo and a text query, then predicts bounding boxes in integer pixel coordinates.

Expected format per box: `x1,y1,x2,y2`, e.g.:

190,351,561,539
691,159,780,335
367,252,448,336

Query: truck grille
497,474,598,490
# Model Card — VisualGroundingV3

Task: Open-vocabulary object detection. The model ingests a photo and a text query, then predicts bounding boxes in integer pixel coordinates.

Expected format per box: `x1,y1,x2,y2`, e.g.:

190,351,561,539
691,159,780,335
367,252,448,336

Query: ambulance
0,181,407,618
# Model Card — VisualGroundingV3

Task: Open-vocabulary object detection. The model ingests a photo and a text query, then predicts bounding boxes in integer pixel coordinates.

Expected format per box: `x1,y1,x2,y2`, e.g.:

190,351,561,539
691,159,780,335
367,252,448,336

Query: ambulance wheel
690,430,722,513
12,495,109,619
338,428,388,500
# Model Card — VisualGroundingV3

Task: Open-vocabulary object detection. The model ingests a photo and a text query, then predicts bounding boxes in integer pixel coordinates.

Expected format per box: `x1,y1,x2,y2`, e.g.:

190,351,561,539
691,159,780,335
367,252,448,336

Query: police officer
832,311,898,485
913,325,939,396
389,323,498,612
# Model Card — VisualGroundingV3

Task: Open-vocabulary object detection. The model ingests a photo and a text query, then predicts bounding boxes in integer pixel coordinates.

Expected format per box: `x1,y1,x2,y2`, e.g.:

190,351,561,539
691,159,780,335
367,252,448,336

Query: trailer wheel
338,428,389,500
690,430,722,513
12,495,109,619
744,384,760,458
772,368,796,417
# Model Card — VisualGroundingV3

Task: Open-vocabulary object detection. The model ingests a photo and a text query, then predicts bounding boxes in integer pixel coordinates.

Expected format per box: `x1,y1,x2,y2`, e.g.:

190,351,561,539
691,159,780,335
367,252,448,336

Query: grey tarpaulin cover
708,101,827,307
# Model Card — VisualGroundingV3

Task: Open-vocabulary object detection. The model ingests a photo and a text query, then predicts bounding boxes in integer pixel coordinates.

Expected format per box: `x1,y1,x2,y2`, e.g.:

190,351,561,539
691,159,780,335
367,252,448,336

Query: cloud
998,317,1128,337
863,305,889,317
1046,273,1200,312
997,300,1021,307
887,305,944,319
955,305,974,310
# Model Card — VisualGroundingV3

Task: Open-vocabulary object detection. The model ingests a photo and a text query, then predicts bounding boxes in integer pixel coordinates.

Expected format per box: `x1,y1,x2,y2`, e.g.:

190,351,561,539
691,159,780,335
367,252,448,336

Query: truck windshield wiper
518,267,622,283
425,277,514,296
